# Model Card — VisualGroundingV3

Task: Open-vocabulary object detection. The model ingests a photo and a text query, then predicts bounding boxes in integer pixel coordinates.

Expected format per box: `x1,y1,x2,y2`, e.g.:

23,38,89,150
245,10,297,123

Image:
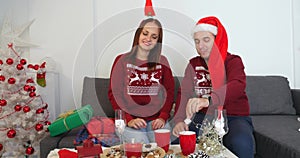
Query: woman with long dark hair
108,18,174,143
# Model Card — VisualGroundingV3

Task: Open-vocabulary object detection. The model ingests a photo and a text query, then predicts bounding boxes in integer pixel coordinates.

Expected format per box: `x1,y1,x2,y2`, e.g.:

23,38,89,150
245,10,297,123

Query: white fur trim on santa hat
192,23,218,35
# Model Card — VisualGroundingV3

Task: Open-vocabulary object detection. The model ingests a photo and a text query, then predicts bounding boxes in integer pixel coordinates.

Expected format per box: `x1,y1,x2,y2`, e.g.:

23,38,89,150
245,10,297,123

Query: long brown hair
126,18,163,70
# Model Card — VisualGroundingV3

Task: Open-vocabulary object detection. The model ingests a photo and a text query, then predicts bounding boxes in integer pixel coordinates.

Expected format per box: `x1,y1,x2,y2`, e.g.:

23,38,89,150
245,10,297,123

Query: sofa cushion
251,115,300,158
246,76,296,115
81,77,114,118
291,89,300,115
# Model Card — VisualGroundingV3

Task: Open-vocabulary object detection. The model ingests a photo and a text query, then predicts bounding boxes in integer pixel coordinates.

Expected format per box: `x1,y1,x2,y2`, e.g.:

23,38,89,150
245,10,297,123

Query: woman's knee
123,127,150,143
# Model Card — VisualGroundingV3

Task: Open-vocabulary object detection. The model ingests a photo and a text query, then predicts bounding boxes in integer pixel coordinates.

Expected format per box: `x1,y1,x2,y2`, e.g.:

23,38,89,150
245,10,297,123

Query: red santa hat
192,16,228,62
144,0,156,16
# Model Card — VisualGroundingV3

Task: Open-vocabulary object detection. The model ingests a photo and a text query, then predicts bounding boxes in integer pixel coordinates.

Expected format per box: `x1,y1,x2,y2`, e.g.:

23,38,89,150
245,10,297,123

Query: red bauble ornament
26,78,34,83
23,85,31,91
30,86,36,92
7,43,13,48
29,92,36,97
16,64,24,70
27,64,34,69
0,59,3,65
25,146,35,155
36,108,44,114
20,59,27,65
35,123,44,131
34,64,39,70
42,103,48,109
14,104,22,111
6,58,13,65
8,78,16,84
0,143,3,151
45,121,51,125
23,106,31,113
0,75,5,81
0,99,7,106
7,129,16,138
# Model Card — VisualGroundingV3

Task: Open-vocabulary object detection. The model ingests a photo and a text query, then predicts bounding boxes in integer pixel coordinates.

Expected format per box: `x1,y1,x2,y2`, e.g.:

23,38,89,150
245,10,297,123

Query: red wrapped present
86,116,115,135
76,139,102,158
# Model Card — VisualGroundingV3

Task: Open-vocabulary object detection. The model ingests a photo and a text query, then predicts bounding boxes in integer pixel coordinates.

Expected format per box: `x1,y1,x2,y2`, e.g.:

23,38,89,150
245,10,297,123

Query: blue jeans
223,116,255,158
121,120,171,144
172,113,255,158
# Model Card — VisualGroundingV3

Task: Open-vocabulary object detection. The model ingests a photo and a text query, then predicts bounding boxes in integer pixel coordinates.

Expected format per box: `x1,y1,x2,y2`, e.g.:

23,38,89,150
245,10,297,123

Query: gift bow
58,109,75,118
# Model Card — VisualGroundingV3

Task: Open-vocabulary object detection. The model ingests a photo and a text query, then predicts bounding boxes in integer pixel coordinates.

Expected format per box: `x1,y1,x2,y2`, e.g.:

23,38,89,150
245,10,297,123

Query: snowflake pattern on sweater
127,63,162,95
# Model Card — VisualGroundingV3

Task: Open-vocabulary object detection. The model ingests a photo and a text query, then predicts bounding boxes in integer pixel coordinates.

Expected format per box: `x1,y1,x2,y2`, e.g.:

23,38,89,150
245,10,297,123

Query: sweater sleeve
108,55,134,122
157,56,175,122
173,62,195,124
224,56,247,100
213,55,249,115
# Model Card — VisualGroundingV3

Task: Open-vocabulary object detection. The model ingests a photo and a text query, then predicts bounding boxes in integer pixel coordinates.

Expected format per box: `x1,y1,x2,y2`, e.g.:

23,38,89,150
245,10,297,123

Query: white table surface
47,144,238,158
169,144,238,158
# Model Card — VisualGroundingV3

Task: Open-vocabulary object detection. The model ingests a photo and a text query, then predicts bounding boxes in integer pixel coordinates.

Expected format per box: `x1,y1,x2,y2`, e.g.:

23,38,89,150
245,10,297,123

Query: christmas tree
0,20,51,157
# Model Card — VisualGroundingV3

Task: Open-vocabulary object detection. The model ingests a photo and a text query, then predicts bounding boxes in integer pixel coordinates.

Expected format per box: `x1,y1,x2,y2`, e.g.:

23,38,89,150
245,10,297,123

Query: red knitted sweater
108,53,175,123
173,53,250,124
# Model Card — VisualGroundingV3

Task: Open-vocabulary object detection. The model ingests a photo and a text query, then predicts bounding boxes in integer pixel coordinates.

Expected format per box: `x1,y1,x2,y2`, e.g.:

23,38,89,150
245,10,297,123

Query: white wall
293,0,300,88
93,0,299,86
0,0,299,115
0,0,95,113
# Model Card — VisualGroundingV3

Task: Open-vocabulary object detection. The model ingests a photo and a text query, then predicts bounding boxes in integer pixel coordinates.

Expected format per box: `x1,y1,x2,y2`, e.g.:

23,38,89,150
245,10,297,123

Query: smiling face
193,31,215,61
138,21,160,53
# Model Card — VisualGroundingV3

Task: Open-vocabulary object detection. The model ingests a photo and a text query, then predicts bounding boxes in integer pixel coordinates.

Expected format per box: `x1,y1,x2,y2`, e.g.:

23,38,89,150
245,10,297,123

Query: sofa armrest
291,89,300,115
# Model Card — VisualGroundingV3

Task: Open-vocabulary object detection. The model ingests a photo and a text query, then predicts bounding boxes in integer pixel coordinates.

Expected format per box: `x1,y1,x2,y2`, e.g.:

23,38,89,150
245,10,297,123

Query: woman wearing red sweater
172,16,255,158
108,18,174,143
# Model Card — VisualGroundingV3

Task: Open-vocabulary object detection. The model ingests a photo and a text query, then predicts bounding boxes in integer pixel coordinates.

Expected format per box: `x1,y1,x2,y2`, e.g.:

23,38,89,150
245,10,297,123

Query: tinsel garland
197,119,224,157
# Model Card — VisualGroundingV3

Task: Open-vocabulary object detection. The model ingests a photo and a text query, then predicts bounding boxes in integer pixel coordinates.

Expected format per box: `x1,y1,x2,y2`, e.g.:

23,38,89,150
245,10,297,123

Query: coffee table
47,144,237,158
169,144,237,158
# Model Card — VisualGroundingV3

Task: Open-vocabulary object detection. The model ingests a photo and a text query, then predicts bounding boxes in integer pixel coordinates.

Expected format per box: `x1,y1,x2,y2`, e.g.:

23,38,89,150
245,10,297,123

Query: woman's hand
172,122,188,137
152,118,165,130
186,98,209,119
127,118,147,129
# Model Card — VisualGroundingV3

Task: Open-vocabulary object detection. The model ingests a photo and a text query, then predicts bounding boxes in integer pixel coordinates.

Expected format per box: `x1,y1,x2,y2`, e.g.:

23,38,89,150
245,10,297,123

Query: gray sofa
40,76,300,158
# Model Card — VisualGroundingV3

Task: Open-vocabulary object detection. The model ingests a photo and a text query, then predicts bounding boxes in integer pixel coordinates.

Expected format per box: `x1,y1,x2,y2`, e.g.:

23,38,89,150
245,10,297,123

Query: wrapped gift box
76,139,102,158
48,104,94,137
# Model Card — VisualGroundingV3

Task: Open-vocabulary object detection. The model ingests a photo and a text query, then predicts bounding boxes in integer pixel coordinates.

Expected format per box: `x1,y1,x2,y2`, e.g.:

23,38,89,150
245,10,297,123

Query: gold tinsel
197,119,224,156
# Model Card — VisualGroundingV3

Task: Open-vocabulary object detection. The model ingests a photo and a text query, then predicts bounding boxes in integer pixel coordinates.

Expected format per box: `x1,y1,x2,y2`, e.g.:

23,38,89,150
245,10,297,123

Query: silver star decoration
0,16,38,50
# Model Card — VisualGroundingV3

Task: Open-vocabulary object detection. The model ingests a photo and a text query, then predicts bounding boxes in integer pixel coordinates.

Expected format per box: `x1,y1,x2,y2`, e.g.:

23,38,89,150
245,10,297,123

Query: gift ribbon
59,109,74,118
58,109,75,130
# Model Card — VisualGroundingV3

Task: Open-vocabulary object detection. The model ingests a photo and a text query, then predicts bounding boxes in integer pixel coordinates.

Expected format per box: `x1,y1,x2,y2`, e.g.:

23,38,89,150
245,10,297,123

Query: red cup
124,142,143,158
179,131,196,156
154,129,170,152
